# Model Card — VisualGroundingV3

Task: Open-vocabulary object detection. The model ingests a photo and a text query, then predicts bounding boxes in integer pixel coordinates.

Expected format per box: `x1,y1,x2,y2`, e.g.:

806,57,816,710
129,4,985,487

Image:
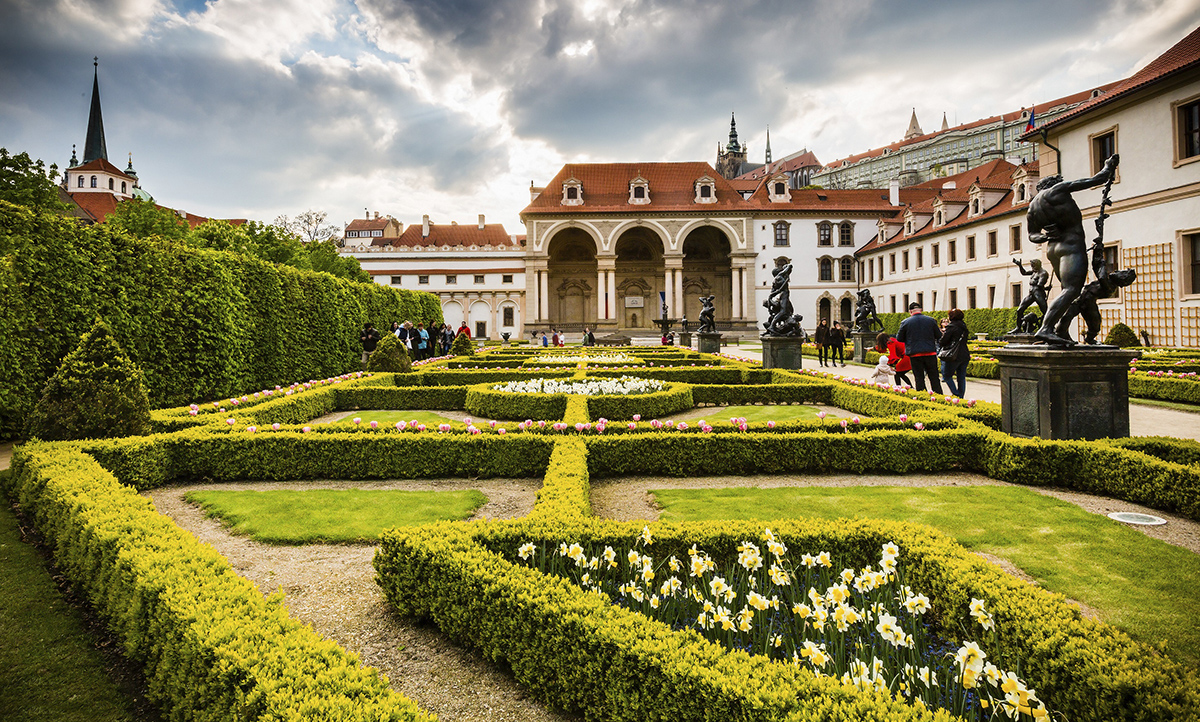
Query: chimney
374,211,379,220
888,179,900,206
478,214,485,230
422,215,430,238
942,181,956,190
365,208,369,219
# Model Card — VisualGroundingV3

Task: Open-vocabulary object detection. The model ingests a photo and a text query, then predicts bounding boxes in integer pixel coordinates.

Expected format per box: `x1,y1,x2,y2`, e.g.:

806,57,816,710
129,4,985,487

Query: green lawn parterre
5,347,1200,721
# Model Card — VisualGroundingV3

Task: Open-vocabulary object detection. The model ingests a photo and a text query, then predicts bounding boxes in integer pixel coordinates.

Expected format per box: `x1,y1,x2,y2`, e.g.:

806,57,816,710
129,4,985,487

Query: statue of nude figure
1026,153,1119,345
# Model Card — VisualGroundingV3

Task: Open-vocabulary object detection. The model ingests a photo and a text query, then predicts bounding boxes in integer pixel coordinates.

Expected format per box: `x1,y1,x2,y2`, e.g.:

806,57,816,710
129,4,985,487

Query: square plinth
760,335,805,369
696,332,721,354
992,345,1140,440
852,331,877,364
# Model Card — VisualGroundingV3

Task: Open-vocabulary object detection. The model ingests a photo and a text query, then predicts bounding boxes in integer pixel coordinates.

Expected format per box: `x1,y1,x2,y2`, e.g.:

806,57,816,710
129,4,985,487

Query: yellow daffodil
639,525,653,546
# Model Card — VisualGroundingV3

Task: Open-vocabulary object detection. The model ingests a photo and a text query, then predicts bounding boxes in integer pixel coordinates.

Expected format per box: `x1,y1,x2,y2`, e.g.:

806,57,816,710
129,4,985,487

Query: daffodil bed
6,347,1200,721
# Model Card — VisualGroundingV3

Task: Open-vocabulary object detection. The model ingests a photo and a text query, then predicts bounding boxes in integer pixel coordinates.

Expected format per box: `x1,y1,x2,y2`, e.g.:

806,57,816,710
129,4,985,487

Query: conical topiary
26,317,151,440
1104,322,1140,348
367,332,412,372
449,332,475,356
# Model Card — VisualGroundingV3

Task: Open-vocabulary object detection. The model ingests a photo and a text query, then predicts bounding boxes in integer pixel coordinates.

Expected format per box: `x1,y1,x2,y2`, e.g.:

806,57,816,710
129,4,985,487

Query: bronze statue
772,313,810,340
852,289,883,332
1008,258,1051,334
697,295,716,333
1027,153,1119,344
762,256,794,336
1055,233,1137,344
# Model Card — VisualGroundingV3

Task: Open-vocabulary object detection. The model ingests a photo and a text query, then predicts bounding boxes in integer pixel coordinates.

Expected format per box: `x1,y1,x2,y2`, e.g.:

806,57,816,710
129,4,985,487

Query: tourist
359,322,380,370
551,329,560,347
541,331,548,347
442,324,455,354
815,319,829,367
390,321,400,337
457,321,471,339
874,332,912,387
827,321,846,367
939,308,971,398
414,322,430,360
871,353,894,385
896,302,943,393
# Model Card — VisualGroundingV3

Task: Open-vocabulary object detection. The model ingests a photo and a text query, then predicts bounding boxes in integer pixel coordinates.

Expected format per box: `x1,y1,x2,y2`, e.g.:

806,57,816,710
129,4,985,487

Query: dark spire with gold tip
83,57,108,163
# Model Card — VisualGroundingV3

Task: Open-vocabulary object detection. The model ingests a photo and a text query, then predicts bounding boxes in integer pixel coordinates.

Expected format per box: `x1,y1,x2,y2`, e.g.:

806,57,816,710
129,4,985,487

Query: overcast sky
1,0,1197,233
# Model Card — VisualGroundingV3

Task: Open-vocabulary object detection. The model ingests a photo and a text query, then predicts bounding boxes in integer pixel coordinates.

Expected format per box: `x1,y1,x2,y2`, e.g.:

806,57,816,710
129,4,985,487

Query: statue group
697,295,716,334
852,289,883,333
1026,153,1133,346
762,256,807,338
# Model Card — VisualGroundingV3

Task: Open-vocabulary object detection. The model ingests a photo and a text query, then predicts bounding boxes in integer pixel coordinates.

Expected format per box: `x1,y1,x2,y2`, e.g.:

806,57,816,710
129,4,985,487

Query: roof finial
69,143,78,167
94,56,98,67
765,125,772,165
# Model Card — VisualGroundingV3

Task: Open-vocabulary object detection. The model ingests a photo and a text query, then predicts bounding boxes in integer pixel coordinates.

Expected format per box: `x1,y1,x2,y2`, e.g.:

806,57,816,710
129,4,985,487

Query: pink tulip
190,404,199,411
470,427,481,435
575,423,585,431
914,422,925,430
817,411,827,419
489,420,497,428
538,420,547,428
633,414,641,421
369,420,379,428
226,418,235,425
739,423,748,431
628,422,637,430
677,422,689,431
353,417,361,425
302,426,311,433
464,418,473,425
840,419,848,429
497,428,506,435
188,409,198,416
246,426,256,433
852,416,861,424
899,414,908,422
272,423,281,431
396,421,407,431
417,424,426,431
767,420,775,429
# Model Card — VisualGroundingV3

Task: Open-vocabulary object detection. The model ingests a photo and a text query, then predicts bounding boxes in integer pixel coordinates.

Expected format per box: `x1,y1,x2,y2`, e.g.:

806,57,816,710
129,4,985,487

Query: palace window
839,222,853,246
121,181,127,193
1186,232,1200,295
948,239,956,263
502,274,513,284
839,257,852,282
1017,184,1026,201
968,287,977,309
695,177,717,203
890,295,897,313
700,185,711,198
446,275,457,284
889,253,896,274
987,230,998,256
1091,129,1117,174
932,243,940,266
902,250,909,271
1010,225,1022,253
633,186,644,199
91,175,97,188
967,235,976,260
474,275,485,284
77,176,83,187
773,221,790,247
972,198,980,215
949,289,958,308
1179,99,1200,162
988,285,997,308
818,223,832,246
108,178,114,190
561,177,584,205
418,275,429,284
390,276,403,286
503,306,515,327
916,248,923,269
819,259,833,281
1101,245,1121,299
774,182,785,195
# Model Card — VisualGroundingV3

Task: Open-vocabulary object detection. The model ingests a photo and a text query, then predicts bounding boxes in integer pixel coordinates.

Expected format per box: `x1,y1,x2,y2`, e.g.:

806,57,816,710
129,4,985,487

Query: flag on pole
1025,107,1037,133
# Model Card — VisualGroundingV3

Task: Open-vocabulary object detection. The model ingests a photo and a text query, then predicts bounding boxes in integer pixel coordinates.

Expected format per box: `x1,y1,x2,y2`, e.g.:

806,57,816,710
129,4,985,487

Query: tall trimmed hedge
874,308,1019,339
0,201,441,438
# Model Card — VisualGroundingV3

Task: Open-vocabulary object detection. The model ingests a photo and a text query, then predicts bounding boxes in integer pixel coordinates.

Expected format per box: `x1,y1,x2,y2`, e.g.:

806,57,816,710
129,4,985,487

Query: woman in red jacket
874,332,912,387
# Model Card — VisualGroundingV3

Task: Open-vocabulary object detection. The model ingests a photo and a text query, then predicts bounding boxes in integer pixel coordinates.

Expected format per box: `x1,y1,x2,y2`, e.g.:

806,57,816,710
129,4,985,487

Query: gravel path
147,479,577,722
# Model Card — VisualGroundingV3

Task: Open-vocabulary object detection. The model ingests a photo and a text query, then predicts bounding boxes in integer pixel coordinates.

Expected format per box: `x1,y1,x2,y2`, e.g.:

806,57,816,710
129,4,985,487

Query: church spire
727,111,741,152
941,112,949,131
765,126,772,165
903,108,923,141
83,57,108,164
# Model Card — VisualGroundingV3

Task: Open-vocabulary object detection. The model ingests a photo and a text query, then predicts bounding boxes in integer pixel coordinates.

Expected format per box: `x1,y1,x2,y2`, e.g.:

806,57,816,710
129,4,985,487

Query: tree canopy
0,148,69,213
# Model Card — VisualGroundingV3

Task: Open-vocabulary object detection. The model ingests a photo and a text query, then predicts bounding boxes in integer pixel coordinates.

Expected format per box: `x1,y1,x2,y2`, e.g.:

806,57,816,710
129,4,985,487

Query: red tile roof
346,217,398,232
69,157,135,179
855,160,1024,255
67,191,118,223
727,178,762,193
745,185,936,212
1021,25,1200,139
382,223,517,248
735,150,823,181
520,162,755,215
820,84,1120,171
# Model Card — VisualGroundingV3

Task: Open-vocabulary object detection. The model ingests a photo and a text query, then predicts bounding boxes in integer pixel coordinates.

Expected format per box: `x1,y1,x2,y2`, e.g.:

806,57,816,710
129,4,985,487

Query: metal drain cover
1107,512,1167,526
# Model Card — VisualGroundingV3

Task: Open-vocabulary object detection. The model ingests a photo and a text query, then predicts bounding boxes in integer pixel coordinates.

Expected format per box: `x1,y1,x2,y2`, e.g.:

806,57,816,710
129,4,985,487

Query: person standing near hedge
896,302,944,393
413,322,430,360
814,319,829,366
826,321,846,367
938,308,970,398
874,332,912,387
360,322,381,370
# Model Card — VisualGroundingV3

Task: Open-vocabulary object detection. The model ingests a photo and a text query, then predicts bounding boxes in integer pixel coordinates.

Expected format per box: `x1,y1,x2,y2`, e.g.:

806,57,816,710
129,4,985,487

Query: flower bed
526,353,644,365
491,376,664,395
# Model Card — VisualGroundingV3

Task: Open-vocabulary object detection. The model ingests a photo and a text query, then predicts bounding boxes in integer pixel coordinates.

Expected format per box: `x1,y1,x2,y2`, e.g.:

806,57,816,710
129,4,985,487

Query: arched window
1017,184,1026,201
839,222,853,246
906,221,912,234
935,211,942,225
839,258,852,281
77,176,84,187
819,258,832,281
121,181,127,193
773,221,790,247
108,178,114,190
774,182,786,195
817,223,832,246
972,198,980,214
90,176,97,188
840,297,853,323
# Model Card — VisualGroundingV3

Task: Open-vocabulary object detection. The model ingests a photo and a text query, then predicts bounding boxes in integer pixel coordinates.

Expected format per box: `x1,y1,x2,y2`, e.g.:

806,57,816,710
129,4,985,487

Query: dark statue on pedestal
680,317,689,333
1027,153,1121,345
771,314,810,341
1019,313,1042,335
762,256,794,336
852,289,883,332
697,295,716,334
1008,259,1051,335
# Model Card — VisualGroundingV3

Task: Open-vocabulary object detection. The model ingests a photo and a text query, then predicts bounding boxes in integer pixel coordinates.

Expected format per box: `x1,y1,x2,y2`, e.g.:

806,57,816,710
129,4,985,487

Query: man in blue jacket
896,302,944,394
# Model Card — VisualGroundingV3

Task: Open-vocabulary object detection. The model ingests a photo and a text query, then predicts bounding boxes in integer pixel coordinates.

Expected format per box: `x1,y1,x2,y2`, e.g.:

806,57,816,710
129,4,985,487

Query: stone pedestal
1001,332,1036,344
696,332,721,354
852,331,876,364
678,331,692,348
760,335,805,369
992,345,1140,440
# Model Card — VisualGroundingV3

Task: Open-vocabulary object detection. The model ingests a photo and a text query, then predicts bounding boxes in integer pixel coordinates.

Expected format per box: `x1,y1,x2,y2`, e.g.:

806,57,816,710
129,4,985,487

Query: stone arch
680,223,733,326
538,221,603,256
469,300,492,339
816,292,836,324
613,227,665,330
675,218,741,252
442,300,464,327
546,228,598,329
609,219,670,255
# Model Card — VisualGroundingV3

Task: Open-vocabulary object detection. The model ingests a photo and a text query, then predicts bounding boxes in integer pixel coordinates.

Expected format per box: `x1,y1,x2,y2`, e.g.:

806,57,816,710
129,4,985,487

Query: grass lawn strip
0,487,137,721
329,409,500,428
186,488,487,544
670,403,833,423
651,482,1200,666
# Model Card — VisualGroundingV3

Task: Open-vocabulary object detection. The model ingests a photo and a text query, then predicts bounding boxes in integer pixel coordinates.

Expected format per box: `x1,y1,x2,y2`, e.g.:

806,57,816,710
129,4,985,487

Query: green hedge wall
0,201,441,438
585,383,693,420
873,308,1019,338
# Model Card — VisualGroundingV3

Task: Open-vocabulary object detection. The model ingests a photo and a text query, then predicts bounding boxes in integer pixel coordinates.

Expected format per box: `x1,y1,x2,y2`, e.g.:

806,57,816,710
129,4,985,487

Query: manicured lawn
333,410,490,427
0,484,137,721
652,483,1200,666
675,404,823,423
186,488,488,544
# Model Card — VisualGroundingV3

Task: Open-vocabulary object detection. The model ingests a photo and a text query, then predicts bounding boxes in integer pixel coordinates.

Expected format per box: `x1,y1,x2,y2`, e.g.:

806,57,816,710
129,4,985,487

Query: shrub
26,317,151,440
449,333,475,356
368,333,412,373
1105,322,1141,348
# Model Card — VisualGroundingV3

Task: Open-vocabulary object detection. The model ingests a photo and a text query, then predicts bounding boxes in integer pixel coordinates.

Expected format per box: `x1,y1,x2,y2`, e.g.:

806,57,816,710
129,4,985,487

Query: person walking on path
826,321,846,367
874,332,912,387
360,323,381,370
938,308,970,398
814,319,829,367
896,302,943,393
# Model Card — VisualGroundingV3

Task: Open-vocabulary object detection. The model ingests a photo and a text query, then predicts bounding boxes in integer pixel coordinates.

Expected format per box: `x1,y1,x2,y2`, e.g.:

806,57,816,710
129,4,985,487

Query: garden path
718,347,1200,441
148,479,577,722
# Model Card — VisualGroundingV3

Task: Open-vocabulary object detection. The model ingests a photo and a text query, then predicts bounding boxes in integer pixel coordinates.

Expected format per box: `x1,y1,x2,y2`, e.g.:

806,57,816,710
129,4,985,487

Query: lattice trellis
1122,244,1176,347
1182,307,1200,349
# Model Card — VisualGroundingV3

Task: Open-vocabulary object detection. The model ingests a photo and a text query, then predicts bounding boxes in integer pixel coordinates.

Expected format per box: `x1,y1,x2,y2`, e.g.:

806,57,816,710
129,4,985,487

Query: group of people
360,320,473,368
538,329,567,347
869,302,971,398
812,320,848,367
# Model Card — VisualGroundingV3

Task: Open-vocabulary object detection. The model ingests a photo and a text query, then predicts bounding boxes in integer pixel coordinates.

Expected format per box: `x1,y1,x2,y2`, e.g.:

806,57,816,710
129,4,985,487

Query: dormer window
628,176,650,205
935,210,943,226
694,176,717,203
774,182,785,195
561,177,583,206
971,198,980,215
767,174,792,203
1017,184,1026,202
906,221,913,235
